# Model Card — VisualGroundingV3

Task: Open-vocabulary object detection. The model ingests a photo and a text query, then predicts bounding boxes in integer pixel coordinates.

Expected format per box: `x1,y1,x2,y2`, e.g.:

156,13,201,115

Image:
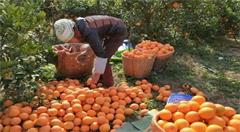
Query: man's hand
91,73,101,84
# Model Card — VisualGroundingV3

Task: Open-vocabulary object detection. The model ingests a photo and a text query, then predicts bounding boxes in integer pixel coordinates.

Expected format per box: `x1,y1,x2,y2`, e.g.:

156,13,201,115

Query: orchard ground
113,36,240,113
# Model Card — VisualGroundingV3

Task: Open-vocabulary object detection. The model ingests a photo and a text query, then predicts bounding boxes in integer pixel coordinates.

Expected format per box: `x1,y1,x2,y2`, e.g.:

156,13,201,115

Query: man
54,15,128,86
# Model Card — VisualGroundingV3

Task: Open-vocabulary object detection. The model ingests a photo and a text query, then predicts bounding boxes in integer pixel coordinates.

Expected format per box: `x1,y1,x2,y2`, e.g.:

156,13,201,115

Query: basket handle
75,50,88,64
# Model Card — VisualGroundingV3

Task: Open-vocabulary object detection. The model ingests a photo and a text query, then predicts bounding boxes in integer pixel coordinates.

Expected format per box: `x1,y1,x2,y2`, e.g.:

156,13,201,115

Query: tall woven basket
53,43,95,78
153,51,174,71
122,55,156,78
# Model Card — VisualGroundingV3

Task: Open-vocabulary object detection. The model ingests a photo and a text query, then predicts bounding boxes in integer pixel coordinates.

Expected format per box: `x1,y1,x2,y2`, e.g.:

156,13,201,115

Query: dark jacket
75,15,127,58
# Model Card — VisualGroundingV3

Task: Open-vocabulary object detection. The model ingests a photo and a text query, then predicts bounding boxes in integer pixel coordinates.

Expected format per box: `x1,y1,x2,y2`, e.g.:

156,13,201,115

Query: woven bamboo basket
153,51,174,71
122,55,156,78
151,112,165,132
53,43,95,78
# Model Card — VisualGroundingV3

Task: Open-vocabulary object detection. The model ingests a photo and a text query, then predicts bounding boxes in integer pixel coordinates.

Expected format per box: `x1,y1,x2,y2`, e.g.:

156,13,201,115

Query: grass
112,36,240,112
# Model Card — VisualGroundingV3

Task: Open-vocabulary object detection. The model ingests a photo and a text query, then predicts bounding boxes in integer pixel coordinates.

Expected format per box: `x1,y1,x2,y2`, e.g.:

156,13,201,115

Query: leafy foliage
0,0,56,101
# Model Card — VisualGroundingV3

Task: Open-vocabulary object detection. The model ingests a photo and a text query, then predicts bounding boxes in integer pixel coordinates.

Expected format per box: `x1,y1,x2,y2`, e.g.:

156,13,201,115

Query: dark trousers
101,25,128,86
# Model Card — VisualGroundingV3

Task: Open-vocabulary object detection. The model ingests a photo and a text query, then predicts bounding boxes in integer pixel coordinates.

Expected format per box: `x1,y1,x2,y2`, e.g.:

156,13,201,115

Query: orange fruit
99,123,110,132
97,116,108,125
109,108,116,114
80,125,90,132
57,109,65,117
115,113,125,121
8,106,20,117
29,113,38,121
163,122,178,132
39,125,51,132
178,103,190,114
191,96,206,104
23,120,34,129
97,112,106,117
190,122,207,132
63,113,75,121
208,116,226,127
158,109,172,121
10,117,21,125
3,125,11,132
0,124,3,132
90,122,99,131
228,119,240,131
87,110,97,117
200,102,216,110
124,108,134,115
2,117,11,125
113,119,123,125
27,128,38,132
188,101,200,111
180,127,196,132
215,104,225,116
72,104,82,112
185,111,200,123
124,97,132,104
224,126,237,132
139,109,148,117
50,118,63,126
83,104,92,111
96,97,105,105
76,111,87,119
130,103,139,111
85,97,95,104
21,106,32,114
224,107,236,118
77,94,86,101
163,90,171,97
51,103,62,110
47,108,58,116
73,117,81,126
134,97,142,104
92,103,101,111
64,94,75,102
51,126,64,132
172,111,185,121
61,101,70,109
232,114,240,120
116,108,125,114
205,124,223,132
71,98,81,105
19,113,29,120
4,99,14,107
157,120,166,127
190,87,199,94
35,116,49,126
174,119,189,130
103,102,111,107
164,103,178,113
111,102,120,109
198,107,215,120
101,106,110,113
222,116,230,123
10,125,22,132
63,121,74,130
106,113,114,121
82,116,94,125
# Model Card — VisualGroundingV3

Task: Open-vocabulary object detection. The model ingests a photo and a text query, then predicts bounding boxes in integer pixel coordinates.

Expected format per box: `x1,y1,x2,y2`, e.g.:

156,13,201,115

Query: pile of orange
0,79,159,132
135,40,174,57
122,49,155,59
155,95,240,132
154,85,172,102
